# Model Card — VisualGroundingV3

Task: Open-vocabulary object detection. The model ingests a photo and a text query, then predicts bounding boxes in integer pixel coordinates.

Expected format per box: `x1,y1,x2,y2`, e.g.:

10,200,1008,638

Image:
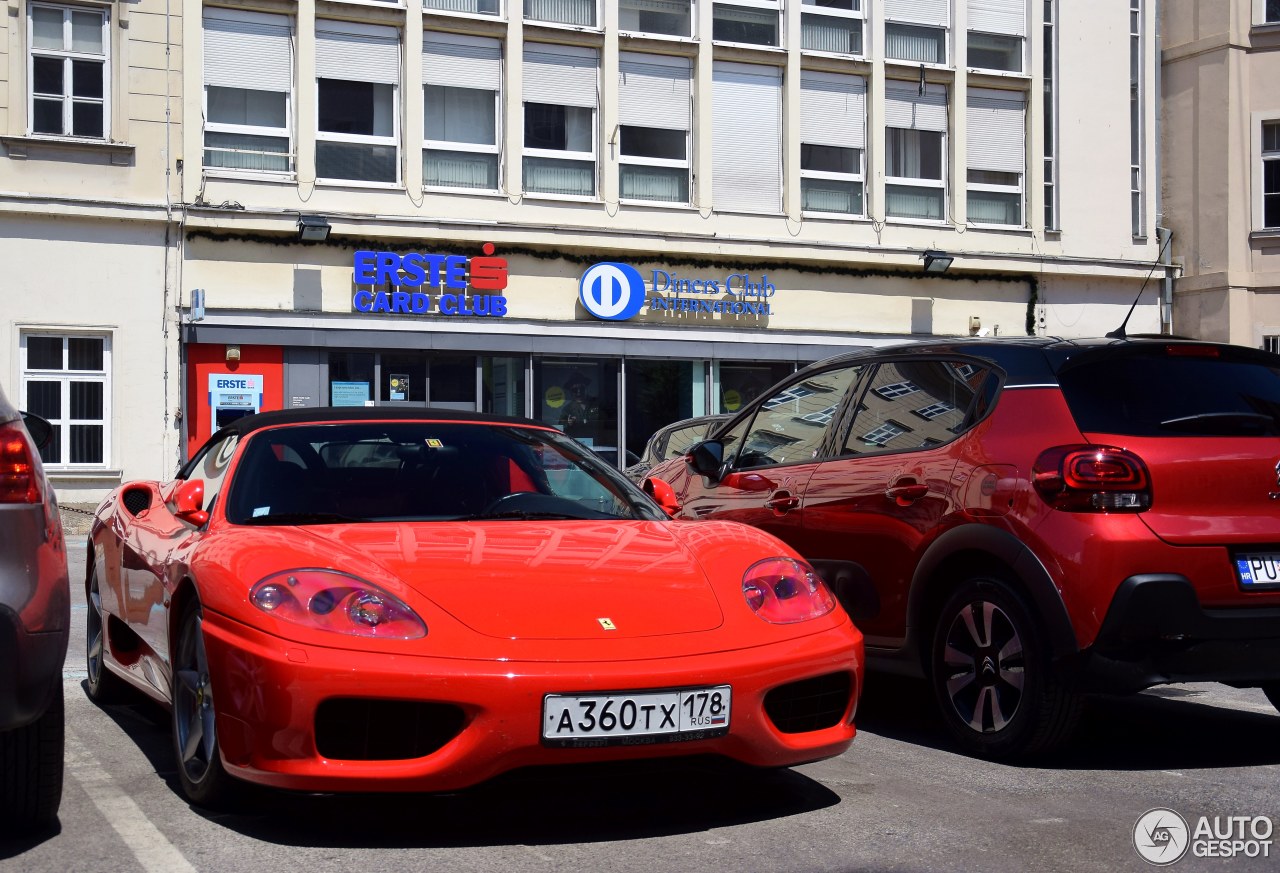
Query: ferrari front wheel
929,577,1082,759
171,597,235,808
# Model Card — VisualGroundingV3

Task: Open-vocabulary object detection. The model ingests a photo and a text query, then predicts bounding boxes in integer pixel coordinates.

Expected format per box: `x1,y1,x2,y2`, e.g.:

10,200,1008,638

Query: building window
884,0,948,64
620,0,693,37
873,381,918,399
1130,0,1144,237
523,45,598,197
713,62,782,213
424,34,501,191
801,0,862,54
20,333,110,467
1264,335,1280,354
618,53,692,203
1044,0,1058,229
1268,0,1280,23
966,0,1025,72
712,0,781,47
967,89,1025,226
203,10,293,173
525,0,597,27
316,23,400,184
425,0,501,14
1264,121,1280,228
29,4,108,139
800,71,865,215
885,81,948,221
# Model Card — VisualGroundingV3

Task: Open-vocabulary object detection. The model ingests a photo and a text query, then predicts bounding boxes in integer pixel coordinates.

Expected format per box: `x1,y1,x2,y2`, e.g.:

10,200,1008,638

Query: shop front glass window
535,359,620,458
625,360,699,465
329,352,375,406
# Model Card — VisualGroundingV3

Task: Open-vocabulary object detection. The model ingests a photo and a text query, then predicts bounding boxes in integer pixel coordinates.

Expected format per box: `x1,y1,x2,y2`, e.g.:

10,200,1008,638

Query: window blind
204,10,292,92
967,88,1025,173
884,0,949,26
885,80,948,132
423,33,501,89
523,44,599,108
968,0,1026,35
800,71,865,149
618,52,692,129
713,61,781,213
316,21,400,85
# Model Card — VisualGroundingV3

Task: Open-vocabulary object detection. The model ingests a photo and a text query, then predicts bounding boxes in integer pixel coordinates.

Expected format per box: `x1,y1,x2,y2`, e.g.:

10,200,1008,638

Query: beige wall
0,0,183,501
1163,0,1280,343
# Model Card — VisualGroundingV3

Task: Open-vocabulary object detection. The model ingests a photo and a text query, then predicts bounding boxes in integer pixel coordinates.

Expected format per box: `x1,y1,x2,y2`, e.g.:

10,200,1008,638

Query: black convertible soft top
214,406,542,440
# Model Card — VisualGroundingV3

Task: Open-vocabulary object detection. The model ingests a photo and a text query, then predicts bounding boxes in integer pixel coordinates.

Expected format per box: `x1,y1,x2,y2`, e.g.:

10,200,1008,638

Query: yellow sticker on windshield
425,438,443,448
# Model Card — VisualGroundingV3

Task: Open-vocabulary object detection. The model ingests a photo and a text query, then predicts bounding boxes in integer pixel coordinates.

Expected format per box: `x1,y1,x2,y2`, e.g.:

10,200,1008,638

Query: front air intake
763,672,853,734
315,698,466,760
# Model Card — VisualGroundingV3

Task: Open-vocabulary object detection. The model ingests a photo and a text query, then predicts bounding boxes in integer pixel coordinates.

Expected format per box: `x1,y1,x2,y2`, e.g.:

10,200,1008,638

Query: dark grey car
624,414,734,483
0,381,69,831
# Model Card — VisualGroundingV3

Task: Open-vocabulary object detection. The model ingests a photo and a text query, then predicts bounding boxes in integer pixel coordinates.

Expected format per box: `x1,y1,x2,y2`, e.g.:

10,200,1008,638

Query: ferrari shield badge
597,618,617,631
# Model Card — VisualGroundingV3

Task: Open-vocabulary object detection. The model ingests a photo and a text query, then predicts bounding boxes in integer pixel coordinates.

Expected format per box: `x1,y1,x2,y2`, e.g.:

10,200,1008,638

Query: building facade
1161,0,1280,345
3,0,1164,501
0,0,183,502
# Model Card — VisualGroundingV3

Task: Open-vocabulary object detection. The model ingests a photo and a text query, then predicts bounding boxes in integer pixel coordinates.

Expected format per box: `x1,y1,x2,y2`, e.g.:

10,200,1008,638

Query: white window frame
617,53,692,205
423,34,503,193
27,3,109,140
619,0,695,39
884,0,950,67
19,331,112,470
315,22,402,187
424,86,500,192
523,103,597,196
800,70,866,218
800,0,863,56
202,10,295,178
424,0,503,17
522,45,599,199
524,0,599,28
967,88,1026,228
1262,118,1280,230
1130,0,1145,238
885,128,947,222
712,0,783,48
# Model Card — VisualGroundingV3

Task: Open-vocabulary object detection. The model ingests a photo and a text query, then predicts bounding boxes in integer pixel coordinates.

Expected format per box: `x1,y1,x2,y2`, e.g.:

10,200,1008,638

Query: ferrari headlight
742,557,835,624
250,569,427,639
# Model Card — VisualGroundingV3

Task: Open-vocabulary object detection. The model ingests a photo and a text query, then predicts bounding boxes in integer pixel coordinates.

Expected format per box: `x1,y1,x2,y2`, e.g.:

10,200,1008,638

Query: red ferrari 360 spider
86,408,863,806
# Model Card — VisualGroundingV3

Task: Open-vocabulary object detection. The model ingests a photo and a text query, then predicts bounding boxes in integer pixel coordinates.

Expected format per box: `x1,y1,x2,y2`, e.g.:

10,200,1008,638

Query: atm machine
208,373,263,435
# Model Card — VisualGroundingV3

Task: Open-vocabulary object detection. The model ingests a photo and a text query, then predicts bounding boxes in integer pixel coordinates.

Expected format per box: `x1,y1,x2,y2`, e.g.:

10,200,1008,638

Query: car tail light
251,569,427,639
742,557,836,624
1032,444,1152,513
0,421,41,504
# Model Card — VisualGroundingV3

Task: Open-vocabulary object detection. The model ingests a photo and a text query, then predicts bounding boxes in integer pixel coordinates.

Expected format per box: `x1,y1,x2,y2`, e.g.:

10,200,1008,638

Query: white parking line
65,729,199,873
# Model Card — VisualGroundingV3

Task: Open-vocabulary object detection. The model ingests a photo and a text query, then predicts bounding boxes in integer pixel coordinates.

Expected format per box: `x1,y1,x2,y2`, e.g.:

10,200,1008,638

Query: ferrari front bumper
200,610,863,793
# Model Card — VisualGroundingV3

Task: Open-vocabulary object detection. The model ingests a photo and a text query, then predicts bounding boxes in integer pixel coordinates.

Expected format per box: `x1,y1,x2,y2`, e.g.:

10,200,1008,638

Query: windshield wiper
1158,412,1280,434
469,509,597,521
241,511,366,526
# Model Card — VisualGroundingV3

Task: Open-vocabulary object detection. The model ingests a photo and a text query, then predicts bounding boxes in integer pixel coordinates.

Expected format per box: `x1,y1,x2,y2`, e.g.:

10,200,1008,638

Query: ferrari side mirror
643,477,682,516
174,479,209,527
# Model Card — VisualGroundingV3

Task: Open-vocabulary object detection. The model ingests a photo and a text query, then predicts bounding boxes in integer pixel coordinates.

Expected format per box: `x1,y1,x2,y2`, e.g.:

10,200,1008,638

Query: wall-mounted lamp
922,250,954,274
297,214,331,242
225,344,241,363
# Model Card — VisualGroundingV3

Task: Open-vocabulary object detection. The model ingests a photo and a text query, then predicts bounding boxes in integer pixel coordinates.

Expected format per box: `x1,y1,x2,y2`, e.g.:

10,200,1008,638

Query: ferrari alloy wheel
930,577,1081,759
85,564,125,703
172,597,235,807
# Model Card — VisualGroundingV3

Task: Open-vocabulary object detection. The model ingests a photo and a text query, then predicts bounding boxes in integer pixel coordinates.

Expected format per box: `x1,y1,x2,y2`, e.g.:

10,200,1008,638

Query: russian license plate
1236,553,1280,589
542,685,731,748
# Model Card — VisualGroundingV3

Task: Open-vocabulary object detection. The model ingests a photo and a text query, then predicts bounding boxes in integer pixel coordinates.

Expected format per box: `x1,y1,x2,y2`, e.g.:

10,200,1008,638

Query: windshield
224,422,666,525
1057,348,1280,437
